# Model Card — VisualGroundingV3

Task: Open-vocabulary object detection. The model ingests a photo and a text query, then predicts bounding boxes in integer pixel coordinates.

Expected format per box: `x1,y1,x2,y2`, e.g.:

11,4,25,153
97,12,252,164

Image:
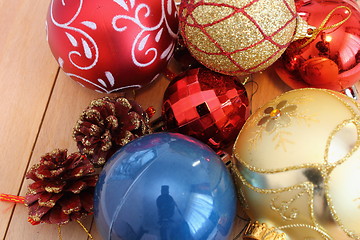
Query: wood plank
0,0,59,238
6,71,107,240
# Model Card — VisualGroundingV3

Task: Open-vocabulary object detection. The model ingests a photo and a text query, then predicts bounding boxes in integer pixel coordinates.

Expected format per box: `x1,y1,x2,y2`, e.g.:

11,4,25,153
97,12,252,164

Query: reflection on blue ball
94,133,236,240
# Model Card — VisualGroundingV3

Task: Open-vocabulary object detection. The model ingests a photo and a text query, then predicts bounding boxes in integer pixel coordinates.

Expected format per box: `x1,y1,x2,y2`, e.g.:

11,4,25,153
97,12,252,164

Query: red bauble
47,0,178,93
162,68,250,150
275,0,360,91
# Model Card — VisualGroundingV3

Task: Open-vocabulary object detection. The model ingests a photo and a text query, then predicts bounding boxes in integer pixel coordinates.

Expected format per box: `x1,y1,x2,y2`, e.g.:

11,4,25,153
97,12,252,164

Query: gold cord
76,220,94,239
298,6,352,49
57,225,62,240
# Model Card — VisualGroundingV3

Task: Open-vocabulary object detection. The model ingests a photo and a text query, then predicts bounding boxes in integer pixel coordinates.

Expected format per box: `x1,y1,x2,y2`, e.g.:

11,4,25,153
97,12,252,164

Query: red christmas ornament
47,0,178,93
275,0,360,91
162,68,250,150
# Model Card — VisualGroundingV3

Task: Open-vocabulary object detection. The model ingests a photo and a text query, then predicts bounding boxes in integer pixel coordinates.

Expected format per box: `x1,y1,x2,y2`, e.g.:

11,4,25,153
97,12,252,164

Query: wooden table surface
0,1,359,240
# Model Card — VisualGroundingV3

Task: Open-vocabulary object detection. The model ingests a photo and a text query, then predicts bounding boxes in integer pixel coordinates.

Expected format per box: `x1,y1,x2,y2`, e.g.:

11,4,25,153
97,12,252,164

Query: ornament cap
292,16,316,42
243,221,286,240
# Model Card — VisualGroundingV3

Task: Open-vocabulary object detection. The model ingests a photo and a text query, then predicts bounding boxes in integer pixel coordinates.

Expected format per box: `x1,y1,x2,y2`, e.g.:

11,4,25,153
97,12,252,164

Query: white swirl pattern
48,0,177,93
67,72,142,93
49,0,99,70
112,0,178,67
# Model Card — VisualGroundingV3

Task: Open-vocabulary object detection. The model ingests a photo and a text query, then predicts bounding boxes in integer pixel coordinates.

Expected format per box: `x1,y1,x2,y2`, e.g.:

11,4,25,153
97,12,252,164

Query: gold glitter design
121,131,133,145
231,40,280,70
92,97,116,113
106,115,118,129
82,138,91,147
100,131,112,151
185,13,193,25
116,97,131,110
272,19,297,45
249,50,285,74
74,168,84,178
29,215,41,223
45,186,63,194
275,224,332,239
188,45,239,73
63,207,80,215
130,113,141,129
97,157,105,166
192,5,232,25
39,199,56,208
181,0,299,75
270,189,306,221
205,13,263,52
84,109,101,122
89,124,100,136
203,0,254,8
232,88,360,239
245,0,295,36
185,26,221,53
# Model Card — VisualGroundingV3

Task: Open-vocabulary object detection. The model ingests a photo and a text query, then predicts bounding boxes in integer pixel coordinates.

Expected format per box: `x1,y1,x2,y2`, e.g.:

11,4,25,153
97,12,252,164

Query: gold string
57,225,63,240
298,6,352,49
242,74,258,116
76,220,94,240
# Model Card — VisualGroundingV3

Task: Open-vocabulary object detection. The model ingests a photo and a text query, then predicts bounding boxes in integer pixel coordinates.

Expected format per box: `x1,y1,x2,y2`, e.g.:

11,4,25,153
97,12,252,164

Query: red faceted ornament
47,0,178,93
162,68,250,150
275,0,360,91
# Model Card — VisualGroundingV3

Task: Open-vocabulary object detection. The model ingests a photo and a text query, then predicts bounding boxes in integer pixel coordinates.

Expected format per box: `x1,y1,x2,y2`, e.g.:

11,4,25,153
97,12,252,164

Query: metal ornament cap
243,221,286,240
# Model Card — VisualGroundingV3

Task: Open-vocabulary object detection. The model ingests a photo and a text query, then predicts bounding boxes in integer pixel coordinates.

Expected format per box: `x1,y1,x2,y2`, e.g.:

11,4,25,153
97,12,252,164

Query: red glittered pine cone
73,97,152,167
25,149,98,225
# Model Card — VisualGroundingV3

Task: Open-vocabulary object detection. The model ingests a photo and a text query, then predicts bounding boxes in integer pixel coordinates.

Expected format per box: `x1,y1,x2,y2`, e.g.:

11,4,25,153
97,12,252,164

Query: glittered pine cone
25,149,98,225
73,97,152,167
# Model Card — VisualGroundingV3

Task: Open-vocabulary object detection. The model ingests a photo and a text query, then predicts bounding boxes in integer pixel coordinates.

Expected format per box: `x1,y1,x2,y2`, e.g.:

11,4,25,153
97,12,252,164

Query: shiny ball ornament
47,0,178,93
162,68,250,150
275,0,360,91
232,88,360,239
94,132,237,240
178,0,310,76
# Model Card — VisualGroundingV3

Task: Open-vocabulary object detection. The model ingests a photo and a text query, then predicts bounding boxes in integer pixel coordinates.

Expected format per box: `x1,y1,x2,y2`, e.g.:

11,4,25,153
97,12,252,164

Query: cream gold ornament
232,88,360,239
178,0,313,76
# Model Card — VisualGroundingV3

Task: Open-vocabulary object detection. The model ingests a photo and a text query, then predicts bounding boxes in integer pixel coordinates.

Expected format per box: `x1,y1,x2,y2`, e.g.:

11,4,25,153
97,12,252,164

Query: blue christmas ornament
94,132,236,240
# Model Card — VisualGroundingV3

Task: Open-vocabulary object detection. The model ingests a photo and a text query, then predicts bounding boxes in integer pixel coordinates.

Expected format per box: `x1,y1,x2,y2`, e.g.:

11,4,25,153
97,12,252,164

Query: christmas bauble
178,0,309,76
274,0,360,91
232,88,360,239
47,0,178,93
94,132,237,240
162,68,250,150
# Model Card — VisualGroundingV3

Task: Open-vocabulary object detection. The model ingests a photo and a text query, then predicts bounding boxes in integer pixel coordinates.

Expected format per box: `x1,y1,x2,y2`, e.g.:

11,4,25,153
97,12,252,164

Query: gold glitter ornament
232,88,360,239
179,0,312,76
